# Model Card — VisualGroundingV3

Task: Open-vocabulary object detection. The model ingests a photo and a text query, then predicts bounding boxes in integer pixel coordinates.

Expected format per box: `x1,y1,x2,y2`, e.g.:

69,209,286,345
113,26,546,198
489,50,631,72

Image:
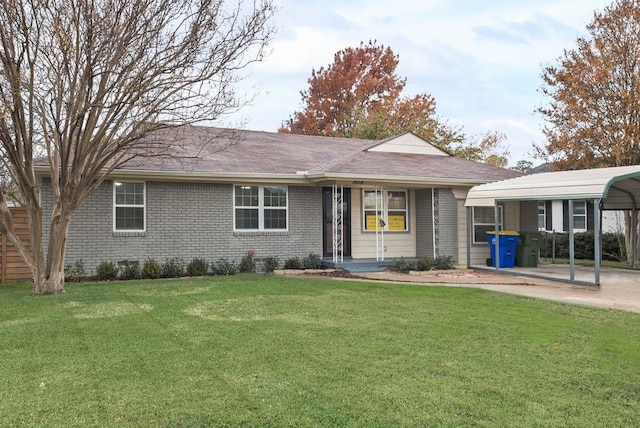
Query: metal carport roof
464,165,640,286
465,165,640,210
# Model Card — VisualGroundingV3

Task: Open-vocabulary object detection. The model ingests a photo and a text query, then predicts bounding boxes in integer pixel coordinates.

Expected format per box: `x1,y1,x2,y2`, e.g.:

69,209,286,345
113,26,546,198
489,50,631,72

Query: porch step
322,259,394,273
342,264,388,273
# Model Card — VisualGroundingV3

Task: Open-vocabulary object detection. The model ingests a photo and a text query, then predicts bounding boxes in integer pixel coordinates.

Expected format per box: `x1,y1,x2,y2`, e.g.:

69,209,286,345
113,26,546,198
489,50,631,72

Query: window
234,185,287,231
473,206,502,244
572,200,587,230
114,181,145,231
363,189,408,232
538,202,546,231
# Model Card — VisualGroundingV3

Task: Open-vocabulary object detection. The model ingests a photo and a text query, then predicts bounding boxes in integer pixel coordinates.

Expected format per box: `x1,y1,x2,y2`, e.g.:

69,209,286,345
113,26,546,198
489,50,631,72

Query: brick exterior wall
519,201,539,232
413,188,458,260
40,179,323,275
435,188,458,259
415,189,434,258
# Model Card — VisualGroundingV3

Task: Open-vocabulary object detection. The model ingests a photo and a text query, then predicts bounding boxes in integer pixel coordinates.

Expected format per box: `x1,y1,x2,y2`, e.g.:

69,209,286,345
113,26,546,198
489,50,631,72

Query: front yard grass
1,275,639,427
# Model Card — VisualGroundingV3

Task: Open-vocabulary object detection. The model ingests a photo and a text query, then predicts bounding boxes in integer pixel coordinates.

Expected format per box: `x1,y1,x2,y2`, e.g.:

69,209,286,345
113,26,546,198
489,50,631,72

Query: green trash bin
515,231,541,267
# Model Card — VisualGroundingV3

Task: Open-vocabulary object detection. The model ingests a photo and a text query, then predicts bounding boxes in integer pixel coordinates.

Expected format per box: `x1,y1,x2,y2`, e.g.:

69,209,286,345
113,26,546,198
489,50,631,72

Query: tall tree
451,131,510,168
536,0,640,263
280,40,406,137
510,160,534,173
280,40,509,165
0,0,275,294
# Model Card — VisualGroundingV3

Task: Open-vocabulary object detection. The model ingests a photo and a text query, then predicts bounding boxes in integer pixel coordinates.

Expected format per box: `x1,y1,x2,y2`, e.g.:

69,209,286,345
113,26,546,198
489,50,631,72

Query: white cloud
228,0,610,165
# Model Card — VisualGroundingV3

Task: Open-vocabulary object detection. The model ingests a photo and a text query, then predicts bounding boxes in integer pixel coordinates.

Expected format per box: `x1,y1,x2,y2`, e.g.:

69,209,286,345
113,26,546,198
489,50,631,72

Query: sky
225,0,609,166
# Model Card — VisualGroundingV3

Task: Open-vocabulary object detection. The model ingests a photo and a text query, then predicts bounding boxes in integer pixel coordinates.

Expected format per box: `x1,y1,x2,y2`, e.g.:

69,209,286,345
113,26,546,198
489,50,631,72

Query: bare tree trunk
24,199,45,283
31,203,71,294
623,211,640,265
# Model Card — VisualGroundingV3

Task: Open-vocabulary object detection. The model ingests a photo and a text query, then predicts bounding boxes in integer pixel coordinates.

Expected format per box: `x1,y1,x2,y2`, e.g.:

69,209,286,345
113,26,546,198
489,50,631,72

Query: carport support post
494,204,500,272
466,207,472,268
594,198,602,285
568,200,575,282
633,208,638,270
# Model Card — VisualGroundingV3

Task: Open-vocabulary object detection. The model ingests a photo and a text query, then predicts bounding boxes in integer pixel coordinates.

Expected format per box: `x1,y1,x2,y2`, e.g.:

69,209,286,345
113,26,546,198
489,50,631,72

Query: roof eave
306,172,494,187
34,166,310,184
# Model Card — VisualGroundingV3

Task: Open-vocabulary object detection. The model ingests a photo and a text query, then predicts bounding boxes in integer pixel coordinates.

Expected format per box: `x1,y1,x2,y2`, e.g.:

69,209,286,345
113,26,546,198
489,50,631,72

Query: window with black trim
473,206,502,244
234,185,288,231
114,181,145,231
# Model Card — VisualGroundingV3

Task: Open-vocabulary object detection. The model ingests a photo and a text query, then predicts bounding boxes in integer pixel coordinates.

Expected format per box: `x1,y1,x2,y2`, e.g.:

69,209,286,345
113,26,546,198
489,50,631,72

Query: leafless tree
0,0,276,293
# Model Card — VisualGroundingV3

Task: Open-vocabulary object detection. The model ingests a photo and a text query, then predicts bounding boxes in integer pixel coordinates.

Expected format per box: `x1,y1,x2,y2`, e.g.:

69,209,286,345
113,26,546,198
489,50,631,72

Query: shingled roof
36,125,522,185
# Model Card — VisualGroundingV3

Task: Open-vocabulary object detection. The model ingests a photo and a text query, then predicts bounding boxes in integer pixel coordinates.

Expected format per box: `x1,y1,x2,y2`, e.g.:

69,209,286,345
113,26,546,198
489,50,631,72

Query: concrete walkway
349,265,640,314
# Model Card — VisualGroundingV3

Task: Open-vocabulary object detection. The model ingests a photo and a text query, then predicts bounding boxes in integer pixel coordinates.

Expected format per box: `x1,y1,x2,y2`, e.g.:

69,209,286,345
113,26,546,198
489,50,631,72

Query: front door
323,187,352,258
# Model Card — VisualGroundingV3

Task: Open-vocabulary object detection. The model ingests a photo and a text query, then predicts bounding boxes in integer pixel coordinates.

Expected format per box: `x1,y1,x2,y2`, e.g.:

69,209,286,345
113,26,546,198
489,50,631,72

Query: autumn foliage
280,41,509,166
280,41,405,137
537,0,640,170
537,0,640,263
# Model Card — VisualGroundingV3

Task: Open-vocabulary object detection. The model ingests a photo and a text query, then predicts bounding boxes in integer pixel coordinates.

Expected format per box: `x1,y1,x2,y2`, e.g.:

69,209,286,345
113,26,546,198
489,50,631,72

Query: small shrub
415,256,433,272
391,257,415,273
239,253,256,273
96,261,118,281
161,258,185,278
142,258,162,279
119,260,140,280
433,255,455,270
186,258,209,276
64,260,86,283
283,257,302,270
262,256,279,273
212,258,237,275
302,253,322,270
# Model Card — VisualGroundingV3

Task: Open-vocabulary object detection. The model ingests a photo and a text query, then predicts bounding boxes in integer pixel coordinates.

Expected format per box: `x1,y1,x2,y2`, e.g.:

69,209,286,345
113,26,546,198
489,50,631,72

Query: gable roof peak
366,132,450,156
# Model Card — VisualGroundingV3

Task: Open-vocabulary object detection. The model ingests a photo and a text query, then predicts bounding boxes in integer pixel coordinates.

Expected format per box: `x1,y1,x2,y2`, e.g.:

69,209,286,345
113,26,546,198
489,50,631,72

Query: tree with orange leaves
279,40,508,162
536,0,640,262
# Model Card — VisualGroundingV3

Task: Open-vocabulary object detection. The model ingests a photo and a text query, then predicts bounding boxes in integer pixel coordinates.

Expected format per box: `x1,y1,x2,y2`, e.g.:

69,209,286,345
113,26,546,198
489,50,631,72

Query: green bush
283,257,302,269
186,258,209,276
96,261,118,281
161,258,185,278
239,254,256,273
302,253,322,269
262,256,279,273
64,260,86,283
432,255,455,270
415,256,433,272
392,257,415,273
142,258,162,279
119,261,140,280
212,258,237,275
539,231,624,261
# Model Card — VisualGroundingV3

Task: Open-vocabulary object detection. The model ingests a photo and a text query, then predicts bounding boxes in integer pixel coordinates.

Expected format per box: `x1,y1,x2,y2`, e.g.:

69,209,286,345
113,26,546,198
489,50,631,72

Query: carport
465,165,640,286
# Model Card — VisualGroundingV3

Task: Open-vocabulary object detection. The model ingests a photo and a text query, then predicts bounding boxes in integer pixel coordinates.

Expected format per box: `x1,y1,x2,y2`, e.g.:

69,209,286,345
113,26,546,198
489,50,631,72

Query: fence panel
1,208,32,283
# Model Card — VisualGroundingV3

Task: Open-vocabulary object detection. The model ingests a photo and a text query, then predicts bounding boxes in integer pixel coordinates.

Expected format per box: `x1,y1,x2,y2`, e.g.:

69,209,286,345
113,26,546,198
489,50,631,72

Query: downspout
568,199,575,282
432,188,437,258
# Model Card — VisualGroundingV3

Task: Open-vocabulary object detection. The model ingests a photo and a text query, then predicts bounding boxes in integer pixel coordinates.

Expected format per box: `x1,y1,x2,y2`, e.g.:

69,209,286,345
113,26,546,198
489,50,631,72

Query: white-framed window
572,200,587,230
472,206,502,244
538,202,546,231
362,189,408,232
113,181,146,231
234,185,288,231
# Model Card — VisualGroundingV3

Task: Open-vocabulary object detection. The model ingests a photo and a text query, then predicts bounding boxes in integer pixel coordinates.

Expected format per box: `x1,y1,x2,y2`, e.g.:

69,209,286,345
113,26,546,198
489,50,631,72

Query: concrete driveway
349,265,640,314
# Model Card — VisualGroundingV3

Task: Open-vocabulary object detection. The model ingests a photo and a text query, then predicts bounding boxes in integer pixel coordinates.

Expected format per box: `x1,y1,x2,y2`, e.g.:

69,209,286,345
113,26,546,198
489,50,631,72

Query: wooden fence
1,208,32,283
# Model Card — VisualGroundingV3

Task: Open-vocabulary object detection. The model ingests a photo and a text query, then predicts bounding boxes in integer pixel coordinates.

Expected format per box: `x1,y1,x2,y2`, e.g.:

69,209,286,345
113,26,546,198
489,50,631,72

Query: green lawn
1,275,639,427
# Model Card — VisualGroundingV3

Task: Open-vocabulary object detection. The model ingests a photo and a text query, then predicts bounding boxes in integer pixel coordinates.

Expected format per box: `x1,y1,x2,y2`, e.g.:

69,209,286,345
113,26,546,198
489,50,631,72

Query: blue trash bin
487,231,520,268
